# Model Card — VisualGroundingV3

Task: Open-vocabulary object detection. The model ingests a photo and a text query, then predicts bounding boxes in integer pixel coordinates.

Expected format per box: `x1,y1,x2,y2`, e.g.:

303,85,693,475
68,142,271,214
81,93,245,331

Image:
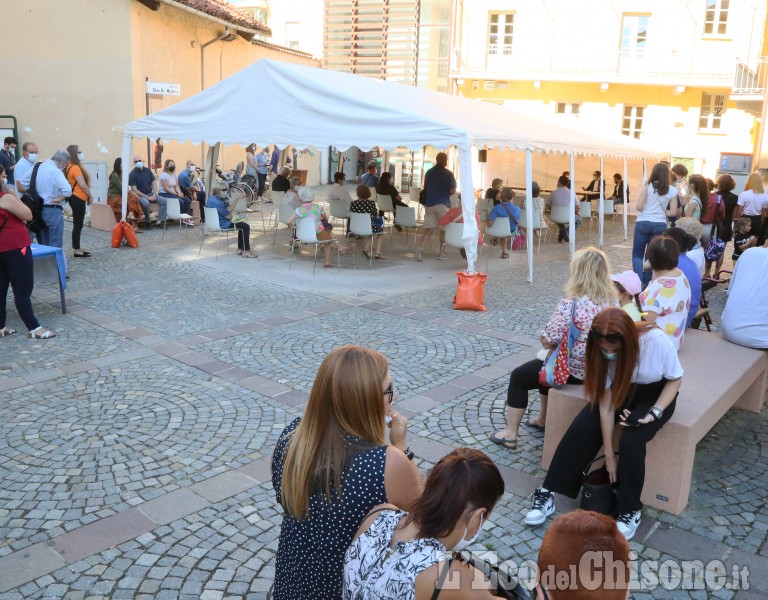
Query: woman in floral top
350,185,385,259
286,187,347,268
489,247,619,449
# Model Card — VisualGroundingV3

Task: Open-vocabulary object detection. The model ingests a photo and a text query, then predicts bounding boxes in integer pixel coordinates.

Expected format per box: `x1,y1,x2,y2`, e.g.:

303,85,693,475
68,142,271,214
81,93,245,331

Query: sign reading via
146,82,181,96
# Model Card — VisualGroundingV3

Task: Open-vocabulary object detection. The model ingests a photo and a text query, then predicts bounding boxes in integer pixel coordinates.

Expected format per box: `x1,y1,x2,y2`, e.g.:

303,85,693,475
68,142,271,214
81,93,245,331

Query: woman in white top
158,159,194,226
734,173,768,245
638,236,691,351
524,308,683,541
344,448,505,600
683,174,708,221
632,163,679,285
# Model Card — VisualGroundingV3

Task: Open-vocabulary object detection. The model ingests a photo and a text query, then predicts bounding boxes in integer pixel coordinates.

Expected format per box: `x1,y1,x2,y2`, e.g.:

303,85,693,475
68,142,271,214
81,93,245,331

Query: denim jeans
138,196,152,223
39,206,64,248
632,220,667,284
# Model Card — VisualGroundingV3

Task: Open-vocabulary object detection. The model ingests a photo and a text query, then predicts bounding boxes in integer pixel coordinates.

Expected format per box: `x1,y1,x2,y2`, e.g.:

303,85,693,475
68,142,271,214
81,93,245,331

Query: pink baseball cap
611,270,642,296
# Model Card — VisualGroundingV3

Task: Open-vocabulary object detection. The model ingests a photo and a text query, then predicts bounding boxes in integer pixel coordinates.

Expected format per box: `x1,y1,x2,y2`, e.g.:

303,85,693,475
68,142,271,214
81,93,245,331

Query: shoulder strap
65,165,78,194
450,210,463,224
28,162,42,198
500,202,518,225
430,558,455,600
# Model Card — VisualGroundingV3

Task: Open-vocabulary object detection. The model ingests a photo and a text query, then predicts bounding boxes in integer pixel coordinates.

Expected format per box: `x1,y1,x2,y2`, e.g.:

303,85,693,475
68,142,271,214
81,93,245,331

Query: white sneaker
616,510,642,540
415,247,423,262
437,251,449,260
524,488,554,526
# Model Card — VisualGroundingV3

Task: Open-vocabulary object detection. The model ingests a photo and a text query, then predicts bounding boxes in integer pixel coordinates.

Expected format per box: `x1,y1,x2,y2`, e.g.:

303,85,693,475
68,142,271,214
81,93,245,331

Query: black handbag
580,454,618,516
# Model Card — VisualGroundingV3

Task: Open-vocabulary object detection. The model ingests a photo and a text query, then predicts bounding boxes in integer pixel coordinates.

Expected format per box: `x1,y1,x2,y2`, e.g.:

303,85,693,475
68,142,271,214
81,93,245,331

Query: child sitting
732,217,757,262
611,270,643,322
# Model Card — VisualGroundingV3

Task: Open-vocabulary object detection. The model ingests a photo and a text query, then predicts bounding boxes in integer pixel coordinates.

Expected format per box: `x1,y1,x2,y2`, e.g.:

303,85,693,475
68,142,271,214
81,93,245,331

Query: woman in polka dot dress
271,346,423,599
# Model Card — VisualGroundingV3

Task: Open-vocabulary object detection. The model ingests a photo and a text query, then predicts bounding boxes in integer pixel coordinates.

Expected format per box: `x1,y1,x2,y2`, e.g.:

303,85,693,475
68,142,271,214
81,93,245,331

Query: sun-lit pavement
0,196,765,599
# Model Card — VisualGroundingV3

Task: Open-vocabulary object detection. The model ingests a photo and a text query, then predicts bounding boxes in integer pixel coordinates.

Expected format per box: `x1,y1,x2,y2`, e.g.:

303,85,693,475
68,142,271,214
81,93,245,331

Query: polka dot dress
271,417,387,600
349,199,384,234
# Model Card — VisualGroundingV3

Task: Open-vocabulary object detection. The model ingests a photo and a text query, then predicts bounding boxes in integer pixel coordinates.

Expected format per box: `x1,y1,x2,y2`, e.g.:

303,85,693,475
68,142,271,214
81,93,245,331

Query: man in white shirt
14,141,39,195
328,171,353,234
36,150,73,249
721,247,768,350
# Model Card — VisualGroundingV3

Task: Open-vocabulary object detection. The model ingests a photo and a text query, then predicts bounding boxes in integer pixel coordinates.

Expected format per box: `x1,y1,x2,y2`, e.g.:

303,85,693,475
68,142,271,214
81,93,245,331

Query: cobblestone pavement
0,210,763,599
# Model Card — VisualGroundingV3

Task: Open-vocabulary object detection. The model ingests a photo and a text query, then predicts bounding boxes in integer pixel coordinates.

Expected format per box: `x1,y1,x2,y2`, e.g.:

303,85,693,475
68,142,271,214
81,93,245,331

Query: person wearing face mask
256,147,270,198
272,346,423,600
206,181,256,258
344,447,504,600
128,155,161,228
158,159,194,227
64,145,95,257
178,160,205,222
525,308,682,541
0,137,18,194
35,150,72,252
14,142,39,195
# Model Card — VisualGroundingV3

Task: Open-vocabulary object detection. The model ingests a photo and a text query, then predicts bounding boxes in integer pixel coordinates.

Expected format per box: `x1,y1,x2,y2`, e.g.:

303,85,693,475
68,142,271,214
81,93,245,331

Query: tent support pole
623,158,628,240
598,154,605,247
121,134,133,221
457,146,478,273
569,152,576,256
525,149,533,283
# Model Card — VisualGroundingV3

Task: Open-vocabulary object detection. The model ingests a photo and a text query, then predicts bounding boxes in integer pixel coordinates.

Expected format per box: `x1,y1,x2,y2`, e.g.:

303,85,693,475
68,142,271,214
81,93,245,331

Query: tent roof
124,59,662,160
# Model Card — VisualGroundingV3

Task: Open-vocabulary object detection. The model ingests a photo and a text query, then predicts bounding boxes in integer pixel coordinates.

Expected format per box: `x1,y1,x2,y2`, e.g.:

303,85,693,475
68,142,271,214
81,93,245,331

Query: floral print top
639,273,691,351
541,295,619,381
343,509,448,600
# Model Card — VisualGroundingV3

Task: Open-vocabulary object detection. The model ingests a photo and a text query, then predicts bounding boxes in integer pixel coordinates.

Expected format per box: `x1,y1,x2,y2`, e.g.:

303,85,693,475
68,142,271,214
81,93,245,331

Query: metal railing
733,57,768,95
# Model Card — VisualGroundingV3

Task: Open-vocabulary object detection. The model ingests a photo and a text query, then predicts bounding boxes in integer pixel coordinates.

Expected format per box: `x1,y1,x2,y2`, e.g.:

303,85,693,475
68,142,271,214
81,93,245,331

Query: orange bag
453,271,488,312
111,222,124,248
122,221,138,248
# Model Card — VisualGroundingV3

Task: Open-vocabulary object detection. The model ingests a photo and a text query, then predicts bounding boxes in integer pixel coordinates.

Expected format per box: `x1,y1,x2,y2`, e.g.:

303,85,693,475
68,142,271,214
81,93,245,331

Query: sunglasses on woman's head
589,329,623,344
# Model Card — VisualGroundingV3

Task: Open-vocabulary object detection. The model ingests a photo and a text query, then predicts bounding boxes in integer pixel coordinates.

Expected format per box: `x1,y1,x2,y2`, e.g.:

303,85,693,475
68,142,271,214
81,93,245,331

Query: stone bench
541,329,768,515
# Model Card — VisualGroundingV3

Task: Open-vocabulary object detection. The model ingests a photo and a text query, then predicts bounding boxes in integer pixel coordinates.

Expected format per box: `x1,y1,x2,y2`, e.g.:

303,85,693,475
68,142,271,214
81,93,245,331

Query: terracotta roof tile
171,0,271,35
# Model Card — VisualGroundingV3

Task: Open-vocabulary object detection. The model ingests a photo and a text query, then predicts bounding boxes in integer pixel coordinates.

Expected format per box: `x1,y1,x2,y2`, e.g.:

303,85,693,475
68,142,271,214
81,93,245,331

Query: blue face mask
601,348,619,361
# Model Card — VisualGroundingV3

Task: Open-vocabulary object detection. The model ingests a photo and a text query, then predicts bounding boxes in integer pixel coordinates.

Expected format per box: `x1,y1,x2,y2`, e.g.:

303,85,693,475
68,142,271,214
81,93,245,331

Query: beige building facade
4,0,319,186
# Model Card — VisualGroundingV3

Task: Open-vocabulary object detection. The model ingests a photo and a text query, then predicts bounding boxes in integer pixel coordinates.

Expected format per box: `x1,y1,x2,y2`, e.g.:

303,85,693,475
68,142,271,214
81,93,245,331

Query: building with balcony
450,0,768,184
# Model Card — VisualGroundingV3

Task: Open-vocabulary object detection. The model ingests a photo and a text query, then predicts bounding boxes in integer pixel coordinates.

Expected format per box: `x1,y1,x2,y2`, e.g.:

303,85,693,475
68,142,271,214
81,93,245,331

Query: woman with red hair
524,307,683,541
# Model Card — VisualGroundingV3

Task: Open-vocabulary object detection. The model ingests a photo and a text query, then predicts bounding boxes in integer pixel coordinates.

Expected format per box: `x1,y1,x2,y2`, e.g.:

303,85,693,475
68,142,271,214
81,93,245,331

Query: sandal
488,431,517,450
237,250,244,256
324,263,335,268
501,253,510,259
242,251,258,258
0,327,16,337
362,249,371,259
74,251,91,258
28,326,56,339
374,254,384,260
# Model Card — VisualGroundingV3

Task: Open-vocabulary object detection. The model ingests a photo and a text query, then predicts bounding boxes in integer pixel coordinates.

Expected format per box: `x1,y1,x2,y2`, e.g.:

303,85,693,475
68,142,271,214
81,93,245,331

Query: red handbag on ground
453,271,487,312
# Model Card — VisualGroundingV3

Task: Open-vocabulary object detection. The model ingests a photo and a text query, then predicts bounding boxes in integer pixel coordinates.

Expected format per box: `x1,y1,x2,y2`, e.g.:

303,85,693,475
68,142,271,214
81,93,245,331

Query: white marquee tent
121,59,663,280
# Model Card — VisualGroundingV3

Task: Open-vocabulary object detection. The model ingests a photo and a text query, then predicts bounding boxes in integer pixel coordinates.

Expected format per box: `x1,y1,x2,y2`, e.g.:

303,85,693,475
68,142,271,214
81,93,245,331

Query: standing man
14,142,39,196
360,160,380,187
416,152,456,261
128,155,164,228
0,137,18,194
36,150,72,250
256,148,270,198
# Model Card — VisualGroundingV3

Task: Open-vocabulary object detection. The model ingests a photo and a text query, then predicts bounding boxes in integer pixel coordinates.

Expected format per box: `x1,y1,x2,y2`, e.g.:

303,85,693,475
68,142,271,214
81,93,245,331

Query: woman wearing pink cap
611,271,643,322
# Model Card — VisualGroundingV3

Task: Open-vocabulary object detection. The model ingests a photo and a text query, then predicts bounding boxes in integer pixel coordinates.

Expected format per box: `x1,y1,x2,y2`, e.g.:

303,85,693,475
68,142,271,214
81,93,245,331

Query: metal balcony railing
733,57,768,95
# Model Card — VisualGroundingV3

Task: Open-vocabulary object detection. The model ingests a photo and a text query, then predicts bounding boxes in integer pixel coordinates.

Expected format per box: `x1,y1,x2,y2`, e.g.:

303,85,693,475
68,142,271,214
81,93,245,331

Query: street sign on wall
146,82,181,96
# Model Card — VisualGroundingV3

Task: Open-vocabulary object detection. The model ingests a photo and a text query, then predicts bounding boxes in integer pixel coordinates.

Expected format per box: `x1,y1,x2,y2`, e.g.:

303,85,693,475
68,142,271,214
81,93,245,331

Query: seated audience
283,176,303,210
128,155,161,228
271,346,422,600
486,187,520,259
206,181,256,258
272,166,292,193
375,172,408,231
525,308,682,541
610,172,629,206
106,158,143,232
611,270,642,322
535,510,630,599
638,237,691,350
360,160,379,187
721,247,768,350
675,217,705,275
350,185,386,260
550,175,581,243
438,194,484,259
178,160,206,221
344,448,504,600
158,159,194,226
286,187,346,268
662,227,702,329
328,171,354,234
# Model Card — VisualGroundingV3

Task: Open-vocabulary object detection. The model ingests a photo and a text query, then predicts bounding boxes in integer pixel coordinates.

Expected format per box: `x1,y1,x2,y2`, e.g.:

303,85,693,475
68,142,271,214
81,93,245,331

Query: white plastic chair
603,199,617,229
349,212,385,267
393,205,418,250
580,201,594,235
290,217,340,274
329,199,351,228
199,206,233,258
272,202,296,246
409,187,423,220
162,196,196,241
376,193,394,231
484,216,513,269
368,186,377,201
518,209,548,255
441,222,467,263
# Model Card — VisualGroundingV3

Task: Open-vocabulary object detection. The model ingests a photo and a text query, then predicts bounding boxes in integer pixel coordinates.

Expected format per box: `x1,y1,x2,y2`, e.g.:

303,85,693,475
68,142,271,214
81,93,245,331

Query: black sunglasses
384,382,394,404
590,329,623,344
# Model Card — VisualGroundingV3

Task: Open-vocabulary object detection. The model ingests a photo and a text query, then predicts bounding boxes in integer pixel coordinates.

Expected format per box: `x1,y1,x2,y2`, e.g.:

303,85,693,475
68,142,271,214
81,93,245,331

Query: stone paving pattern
0,211,763,599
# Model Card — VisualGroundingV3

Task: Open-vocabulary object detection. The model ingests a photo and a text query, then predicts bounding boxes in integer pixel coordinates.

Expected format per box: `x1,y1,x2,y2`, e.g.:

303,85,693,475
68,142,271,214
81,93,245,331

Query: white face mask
601,348,619,361
384,414,392,426
77,152,85,160
189,165,196,173
135,161,143,169
451,513,484,552
27,153,38,162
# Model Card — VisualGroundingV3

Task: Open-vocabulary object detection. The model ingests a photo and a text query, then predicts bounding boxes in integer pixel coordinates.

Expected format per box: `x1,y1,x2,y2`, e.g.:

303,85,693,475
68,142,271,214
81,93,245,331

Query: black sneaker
524,487,554,526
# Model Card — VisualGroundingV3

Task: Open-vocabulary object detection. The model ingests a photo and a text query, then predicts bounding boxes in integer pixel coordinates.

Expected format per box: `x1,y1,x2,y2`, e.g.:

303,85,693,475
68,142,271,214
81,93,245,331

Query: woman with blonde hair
734,172,768,245
489,247,618,449
272,346,422,600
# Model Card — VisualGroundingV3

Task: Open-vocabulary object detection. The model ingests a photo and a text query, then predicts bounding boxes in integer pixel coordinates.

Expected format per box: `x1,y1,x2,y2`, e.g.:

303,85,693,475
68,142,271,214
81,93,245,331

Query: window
622,106,644,139
487,13,514,56
556,102,581,115
704,0,728,35
699,93,726,130
620,15,649,59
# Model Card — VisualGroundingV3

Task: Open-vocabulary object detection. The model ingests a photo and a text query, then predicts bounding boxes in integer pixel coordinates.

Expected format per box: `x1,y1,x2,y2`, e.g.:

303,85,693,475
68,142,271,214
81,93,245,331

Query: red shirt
0,200,32,253
701,192,726,224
